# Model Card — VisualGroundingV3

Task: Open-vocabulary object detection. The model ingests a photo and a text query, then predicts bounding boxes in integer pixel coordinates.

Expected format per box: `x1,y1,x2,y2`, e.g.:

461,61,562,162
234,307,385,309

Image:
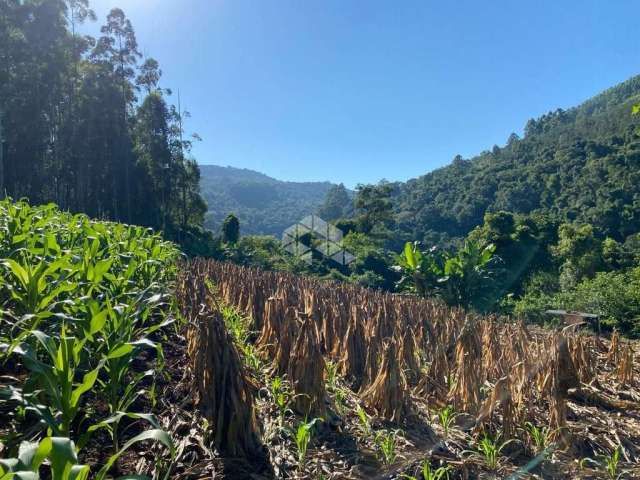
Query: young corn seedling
463,433,513,471
374,429,402,466
602,446,622,480
222,305,251,344
325,360,339,392
333,386,349,416
580,446,625,480
241,342,264,372
269,376,293,426
401,461,452,480
436,405,459,438
293,417,322,469
356,404,372,438
524,421,554,456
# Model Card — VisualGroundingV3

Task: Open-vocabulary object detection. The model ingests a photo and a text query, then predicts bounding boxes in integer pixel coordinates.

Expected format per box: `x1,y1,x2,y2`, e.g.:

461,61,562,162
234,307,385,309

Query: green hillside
200,164,340,236
392,74,640,245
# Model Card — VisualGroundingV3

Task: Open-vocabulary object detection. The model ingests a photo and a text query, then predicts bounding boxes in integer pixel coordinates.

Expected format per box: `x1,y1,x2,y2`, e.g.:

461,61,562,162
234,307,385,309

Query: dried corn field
176,259,640,479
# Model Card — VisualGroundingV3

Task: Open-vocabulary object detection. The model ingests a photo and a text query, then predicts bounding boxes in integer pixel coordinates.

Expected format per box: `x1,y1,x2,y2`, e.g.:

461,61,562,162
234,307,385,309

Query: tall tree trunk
118,35,131,223
0,109,4,197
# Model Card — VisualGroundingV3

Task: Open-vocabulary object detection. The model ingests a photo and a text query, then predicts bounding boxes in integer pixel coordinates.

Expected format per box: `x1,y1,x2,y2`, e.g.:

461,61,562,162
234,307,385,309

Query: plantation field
1,200,639,479
0,201,178,477
178,260,640,479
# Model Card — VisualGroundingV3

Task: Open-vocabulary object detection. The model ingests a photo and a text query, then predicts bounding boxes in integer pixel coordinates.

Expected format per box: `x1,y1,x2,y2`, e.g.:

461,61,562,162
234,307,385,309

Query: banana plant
396,240,497,310
395,242,443,296
440,241,497,310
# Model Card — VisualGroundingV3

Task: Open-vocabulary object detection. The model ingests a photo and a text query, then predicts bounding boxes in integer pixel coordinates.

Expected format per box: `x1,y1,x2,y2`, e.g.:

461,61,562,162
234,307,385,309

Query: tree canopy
0,0,207,251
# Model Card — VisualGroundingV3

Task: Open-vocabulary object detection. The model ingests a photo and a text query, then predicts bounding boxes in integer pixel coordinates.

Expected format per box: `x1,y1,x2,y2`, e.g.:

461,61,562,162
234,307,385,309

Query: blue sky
88,0,639,187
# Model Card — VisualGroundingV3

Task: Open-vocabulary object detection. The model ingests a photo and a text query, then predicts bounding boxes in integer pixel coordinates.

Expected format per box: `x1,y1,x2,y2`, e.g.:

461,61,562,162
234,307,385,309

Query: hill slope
199,165,336,236
393,74,640,244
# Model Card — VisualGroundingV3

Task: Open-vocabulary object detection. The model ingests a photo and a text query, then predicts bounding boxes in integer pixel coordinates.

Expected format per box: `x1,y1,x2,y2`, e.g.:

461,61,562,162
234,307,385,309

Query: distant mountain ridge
199,164,337,236
200,75,640,243
390,74,640,245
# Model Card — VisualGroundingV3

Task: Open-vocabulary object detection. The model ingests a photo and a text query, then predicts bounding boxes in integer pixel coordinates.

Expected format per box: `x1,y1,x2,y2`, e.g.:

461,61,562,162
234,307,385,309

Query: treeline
0,0,208,248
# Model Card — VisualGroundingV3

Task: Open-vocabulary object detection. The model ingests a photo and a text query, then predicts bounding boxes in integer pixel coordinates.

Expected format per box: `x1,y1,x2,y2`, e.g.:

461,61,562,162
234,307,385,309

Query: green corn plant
401,461,451,480
15,328,102,437
463,433,513,471
268,376,293,425
0,200,179,476
602,446,622,480
374,429,402,466
222,306,251,344
0,432,175,480
436,405,459,437
356,404,371,437
2,255,70,317
292,417,322,469
0,436,90,480
88,302,157,412
325,360,339,391
333,386,349,416
524,421,554,455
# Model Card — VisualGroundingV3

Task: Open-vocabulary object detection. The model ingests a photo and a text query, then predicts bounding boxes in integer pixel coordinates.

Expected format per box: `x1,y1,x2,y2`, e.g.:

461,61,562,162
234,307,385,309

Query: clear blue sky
88,0,639,187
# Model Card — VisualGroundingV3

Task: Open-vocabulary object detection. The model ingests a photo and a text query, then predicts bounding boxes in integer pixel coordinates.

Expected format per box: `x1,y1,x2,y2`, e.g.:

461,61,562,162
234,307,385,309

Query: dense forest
200,164,344,236
392,75,640,246
0,0,209,251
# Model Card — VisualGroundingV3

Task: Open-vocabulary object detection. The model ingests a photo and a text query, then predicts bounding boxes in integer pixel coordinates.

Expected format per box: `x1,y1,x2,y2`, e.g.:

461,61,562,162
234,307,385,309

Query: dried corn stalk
256,296,284,359
617,342,634,385
338,305,367,385
399,328,421,386
448,319,483,414
475,375,515,438
608,330,620,364
545,334,580,446
288,314,327,417
361,340,411,422
185,299,262,457
272,306,298,375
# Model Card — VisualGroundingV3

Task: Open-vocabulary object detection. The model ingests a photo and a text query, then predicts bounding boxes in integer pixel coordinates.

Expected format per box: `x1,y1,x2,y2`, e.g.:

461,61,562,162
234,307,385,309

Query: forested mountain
392,75,640,246
200,164,343,236
0,0,207,249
